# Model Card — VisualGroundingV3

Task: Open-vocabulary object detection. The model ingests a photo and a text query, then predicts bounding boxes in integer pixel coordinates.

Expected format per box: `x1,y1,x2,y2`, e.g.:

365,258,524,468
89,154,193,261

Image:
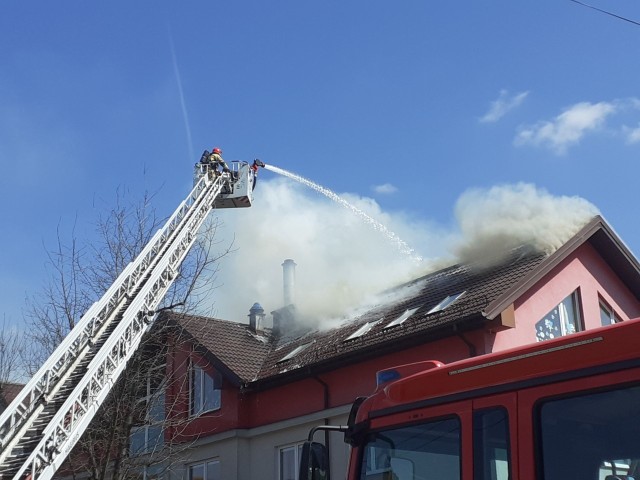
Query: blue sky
2,1,640,327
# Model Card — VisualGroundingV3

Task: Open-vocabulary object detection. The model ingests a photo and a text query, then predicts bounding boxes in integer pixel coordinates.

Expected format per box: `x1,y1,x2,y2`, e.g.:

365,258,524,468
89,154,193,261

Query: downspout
311,375,331,480
453,323,477,357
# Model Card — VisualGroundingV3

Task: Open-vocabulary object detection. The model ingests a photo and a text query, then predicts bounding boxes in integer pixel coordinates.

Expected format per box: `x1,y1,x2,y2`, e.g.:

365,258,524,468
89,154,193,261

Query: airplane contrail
168,30,194,162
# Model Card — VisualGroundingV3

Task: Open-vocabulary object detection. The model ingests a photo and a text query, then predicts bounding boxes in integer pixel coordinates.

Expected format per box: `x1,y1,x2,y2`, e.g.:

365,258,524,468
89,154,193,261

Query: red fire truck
301,318,640,480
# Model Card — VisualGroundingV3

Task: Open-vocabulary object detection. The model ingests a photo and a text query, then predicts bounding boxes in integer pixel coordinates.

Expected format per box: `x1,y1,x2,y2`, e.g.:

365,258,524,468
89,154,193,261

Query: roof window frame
427,291,466,315
384,306,421,329
344,319,382,341
277,342,313,363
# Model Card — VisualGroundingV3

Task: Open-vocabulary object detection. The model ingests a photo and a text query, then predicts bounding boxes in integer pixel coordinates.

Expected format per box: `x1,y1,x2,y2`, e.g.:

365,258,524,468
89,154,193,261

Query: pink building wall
491,243,640,352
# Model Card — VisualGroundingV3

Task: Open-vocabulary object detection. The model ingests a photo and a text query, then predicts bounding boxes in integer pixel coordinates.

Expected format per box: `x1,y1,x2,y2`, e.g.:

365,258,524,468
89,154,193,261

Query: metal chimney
248,302,265,334
282,259,296,306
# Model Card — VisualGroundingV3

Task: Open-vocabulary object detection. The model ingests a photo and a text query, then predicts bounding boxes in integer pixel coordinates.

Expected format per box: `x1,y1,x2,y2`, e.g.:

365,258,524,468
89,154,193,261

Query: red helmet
212,147,222,155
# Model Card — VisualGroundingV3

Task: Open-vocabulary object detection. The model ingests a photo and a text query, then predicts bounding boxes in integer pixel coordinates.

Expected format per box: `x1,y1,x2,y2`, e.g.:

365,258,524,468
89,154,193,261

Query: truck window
537,384,640,480
473,408,511,480
359,416,461,480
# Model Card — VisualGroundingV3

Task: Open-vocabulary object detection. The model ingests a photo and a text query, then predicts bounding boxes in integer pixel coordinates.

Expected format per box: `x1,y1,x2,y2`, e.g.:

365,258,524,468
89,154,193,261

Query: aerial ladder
0,158,262,480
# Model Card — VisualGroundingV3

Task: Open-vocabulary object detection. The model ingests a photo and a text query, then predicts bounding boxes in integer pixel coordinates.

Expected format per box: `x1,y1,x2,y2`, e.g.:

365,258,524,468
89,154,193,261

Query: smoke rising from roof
453,183,600,266
203,178,598,326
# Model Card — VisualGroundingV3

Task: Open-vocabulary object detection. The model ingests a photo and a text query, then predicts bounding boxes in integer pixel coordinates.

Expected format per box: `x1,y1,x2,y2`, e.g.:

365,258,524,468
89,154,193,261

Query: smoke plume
203,178,598,327
453,183,600,266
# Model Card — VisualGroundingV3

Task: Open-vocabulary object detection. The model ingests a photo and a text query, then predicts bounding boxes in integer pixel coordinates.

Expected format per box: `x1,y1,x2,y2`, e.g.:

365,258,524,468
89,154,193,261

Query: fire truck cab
301,319,640,480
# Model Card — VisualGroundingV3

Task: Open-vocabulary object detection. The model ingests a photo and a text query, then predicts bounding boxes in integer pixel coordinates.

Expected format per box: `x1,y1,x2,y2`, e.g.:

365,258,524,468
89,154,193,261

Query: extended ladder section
0,167,242,480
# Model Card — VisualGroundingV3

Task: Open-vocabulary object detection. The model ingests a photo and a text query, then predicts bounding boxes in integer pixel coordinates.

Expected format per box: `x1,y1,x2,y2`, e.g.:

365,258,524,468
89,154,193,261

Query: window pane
473,408,511,480
189,464,205,480
192,365,221,414
206,388,221,411
559,294,579,334
206,461,220,480
360,417,461,480
600,304,613,326
146,424,163,452
535,291,580,342
600,303,621,326
538,384,640,479
130,427,146,455
201,371,221,411
191,365,202,415
280,446,297,480
149,390,165,422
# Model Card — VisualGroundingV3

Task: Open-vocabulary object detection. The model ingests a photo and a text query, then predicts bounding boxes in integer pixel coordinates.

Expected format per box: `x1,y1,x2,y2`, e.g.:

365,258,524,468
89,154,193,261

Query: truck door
356,400,473,480
517,366,640,480
472,393,518,480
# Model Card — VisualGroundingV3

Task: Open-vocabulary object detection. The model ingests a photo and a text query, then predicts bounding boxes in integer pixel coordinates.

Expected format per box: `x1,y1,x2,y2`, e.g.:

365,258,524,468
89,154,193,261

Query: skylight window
427,291,465,315
385,307,420,329
344,319,382,341
277,342,312,363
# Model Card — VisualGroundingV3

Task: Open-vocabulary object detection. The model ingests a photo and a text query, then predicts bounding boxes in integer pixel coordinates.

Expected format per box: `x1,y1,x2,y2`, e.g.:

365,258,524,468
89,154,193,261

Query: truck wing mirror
299,441,329,480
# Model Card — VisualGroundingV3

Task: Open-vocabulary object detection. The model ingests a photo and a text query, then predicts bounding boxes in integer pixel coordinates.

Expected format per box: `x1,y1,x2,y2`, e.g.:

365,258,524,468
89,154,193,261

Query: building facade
60,216,640,480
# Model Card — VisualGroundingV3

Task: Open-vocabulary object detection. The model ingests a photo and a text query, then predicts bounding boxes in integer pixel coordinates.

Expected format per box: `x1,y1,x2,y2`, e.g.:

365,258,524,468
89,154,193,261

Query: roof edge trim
483,215,640,320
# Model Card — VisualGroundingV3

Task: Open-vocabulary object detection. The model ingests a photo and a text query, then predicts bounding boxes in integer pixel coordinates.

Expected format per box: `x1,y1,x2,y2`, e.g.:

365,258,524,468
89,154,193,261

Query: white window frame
188,459,220,480
278,442,305,480
599,300,622,326
130,363,166,455
345,319,381,341
427,291,465,314
535,290,582,342
189,363,221,417
385,307,420,329
277,342,312,363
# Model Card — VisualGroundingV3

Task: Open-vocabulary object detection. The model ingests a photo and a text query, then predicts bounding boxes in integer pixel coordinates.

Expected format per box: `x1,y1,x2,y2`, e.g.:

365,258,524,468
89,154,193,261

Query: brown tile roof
166,246,546,387
255,246,546,382
166,313,271,383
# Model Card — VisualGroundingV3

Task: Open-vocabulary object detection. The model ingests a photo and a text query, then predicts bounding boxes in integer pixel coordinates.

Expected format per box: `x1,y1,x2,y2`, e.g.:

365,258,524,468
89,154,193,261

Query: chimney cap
249,302,264,314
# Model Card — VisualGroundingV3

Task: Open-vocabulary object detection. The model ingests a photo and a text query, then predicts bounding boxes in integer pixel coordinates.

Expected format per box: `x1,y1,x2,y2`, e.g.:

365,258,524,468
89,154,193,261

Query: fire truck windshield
358,417,462,480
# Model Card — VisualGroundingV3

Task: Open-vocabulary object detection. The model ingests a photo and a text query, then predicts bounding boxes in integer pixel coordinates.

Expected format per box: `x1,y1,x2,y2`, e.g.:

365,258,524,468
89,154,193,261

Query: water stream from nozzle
263,164,423,263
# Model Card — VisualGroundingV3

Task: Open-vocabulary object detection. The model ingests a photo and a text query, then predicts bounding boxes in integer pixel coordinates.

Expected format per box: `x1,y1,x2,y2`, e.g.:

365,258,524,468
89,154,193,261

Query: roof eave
244,313,486,391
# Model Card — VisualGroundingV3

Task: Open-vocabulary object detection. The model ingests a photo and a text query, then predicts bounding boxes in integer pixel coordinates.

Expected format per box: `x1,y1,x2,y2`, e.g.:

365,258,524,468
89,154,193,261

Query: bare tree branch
22,186,230,480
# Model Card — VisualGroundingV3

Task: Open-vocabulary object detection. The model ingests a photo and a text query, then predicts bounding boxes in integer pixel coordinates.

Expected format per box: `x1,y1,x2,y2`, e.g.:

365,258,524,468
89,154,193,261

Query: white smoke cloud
202,177,445,324
453,183,600,265
201,177,598,327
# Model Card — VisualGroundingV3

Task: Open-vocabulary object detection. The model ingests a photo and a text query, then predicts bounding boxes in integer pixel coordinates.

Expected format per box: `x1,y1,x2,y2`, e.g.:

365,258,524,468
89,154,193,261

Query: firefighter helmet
212,147,222,155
